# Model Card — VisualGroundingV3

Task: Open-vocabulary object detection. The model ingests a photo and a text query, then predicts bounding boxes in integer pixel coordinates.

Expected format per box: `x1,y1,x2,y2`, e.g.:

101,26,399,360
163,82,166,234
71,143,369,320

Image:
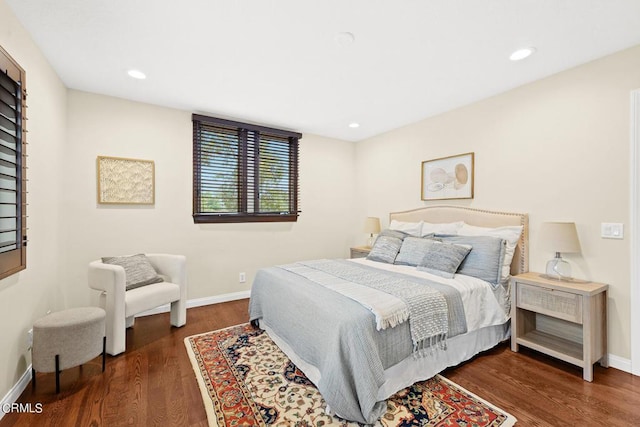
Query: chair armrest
146,254,187,306
88,260,127,295
145,254,187,285
88,260,129,355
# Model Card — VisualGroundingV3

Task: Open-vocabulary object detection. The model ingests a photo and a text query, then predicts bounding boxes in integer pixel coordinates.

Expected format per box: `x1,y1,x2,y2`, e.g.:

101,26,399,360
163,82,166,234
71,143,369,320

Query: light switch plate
601,223,624,239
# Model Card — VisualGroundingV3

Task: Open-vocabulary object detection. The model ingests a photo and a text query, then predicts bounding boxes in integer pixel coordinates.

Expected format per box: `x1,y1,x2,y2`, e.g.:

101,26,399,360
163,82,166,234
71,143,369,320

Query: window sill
193,213,299,224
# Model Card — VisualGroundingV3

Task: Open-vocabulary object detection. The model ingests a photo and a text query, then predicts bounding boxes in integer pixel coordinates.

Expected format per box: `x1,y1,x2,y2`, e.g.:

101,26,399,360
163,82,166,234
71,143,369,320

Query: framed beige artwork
96,156,155,204
421,152,474,201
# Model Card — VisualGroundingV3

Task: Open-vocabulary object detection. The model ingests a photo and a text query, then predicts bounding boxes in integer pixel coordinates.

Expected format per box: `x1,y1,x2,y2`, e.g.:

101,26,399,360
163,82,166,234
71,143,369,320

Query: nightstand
510,272,608,381
350,246,371,259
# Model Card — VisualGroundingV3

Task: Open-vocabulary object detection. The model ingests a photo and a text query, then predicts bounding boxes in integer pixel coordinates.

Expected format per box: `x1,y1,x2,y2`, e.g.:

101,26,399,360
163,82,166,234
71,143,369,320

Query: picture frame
97,156,155,204
421,152,474,201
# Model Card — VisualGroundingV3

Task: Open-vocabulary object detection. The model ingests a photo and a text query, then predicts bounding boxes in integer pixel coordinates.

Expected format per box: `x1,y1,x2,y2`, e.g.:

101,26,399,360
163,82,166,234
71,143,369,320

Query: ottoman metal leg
55,355,60,394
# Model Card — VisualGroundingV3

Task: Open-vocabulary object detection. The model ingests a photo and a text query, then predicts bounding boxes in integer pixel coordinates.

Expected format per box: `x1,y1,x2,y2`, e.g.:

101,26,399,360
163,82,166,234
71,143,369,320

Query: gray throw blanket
249,261,467,424
282,259,466,354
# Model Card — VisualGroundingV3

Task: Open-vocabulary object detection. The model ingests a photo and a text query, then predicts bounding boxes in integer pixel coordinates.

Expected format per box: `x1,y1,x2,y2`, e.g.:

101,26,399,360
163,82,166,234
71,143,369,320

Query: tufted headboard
389,205,529,275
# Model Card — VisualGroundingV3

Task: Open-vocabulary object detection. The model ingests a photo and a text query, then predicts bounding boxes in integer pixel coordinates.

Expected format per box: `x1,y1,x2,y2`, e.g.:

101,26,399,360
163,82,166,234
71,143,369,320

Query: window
0,46,27,279
192,114,301,223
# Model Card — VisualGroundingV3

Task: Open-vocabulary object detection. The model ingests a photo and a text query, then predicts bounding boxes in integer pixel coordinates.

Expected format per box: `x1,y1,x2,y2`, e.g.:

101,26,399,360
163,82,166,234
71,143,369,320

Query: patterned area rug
184,323,516,427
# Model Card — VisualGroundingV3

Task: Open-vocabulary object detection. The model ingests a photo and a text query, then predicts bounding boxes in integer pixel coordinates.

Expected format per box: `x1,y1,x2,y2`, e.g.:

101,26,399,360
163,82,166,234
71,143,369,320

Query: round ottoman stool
32,307,106,393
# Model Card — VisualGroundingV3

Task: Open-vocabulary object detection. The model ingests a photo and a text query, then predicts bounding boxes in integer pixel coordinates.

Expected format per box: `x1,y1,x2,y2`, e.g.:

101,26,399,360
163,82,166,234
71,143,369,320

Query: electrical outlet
27,328,33,349
239,272,246,283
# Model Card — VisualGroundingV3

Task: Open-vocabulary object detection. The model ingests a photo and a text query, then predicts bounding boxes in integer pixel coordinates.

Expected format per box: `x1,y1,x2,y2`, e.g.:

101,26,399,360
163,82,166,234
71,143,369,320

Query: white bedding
348,258,510,332
259,257,511,407
264,320,510,402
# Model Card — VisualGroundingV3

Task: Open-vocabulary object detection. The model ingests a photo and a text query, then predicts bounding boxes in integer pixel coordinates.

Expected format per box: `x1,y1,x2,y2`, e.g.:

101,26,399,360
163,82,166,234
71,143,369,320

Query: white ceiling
6,0,640,141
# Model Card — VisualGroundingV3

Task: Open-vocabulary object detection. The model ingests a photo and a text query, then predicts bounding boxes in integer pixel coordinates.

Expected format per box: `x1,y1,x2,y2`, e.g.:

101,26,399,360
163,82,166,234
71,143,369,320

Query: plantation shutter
192,114,301,223
0,46,27,279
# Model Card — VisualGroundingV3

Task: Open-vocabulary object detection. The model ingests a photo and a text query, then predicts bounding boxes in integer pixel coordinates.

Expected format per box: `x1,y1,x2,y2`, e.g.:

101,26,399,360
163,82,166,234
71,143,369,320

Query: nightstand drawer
516,283,583,323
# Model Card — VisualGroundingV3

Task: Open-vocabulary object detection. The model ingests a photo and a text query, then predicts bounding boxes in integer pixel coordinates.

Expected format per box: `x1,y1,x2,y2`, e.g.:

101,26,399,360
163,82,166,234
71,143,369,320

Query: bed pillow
457,223,523,282
437,235,506,286
389,220,423,237
102,254,164,290
420,221,464,236
394,235,441,266
416,240,472,278
366,230,407,263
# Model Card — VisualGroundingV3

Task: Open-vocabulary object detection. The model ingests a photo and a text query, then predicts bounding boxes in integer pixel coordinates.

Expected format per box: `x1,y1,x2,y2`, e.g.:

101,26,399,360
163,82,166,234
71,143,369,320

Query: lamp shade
539,222,581,253
363,217,381,234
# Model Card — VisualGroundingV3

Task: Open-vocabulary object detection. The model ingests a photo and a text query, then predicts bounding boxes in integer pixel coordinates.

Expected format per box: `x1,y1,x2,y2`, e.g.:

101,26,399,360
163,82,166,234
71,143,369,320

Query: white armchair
88,254,187,356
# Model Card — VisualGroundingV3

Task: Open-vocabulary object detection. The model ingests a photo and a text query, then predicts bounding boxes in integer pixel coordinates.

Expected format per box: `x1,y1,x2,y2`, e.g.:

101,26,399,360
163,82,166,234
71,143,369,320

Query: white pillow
420,221,464,236
389,220,423,237
457,223,523,282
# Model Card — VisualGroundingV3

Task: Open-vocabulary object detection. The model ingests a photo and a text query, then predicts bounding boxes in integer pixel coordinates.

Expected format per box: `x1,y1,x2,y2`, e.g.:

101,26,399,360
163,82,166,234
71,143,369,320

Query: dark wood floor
1,300,638,426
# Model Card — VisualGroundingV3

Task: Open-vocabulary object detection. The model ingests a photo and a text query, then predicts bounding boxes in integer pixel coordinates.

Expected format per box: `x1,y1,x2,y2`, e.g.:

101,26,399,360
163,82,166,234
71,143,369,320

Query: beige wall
62,91,358,308
1,0,638,402
0,0,67,401
355,45,640,360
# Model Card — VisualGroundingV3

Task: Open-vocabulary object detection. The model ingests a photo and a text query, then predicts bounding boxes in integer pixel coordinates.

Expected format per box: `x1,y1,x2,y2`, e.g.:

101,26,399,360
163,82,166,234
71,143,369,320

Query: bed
249,205,529,424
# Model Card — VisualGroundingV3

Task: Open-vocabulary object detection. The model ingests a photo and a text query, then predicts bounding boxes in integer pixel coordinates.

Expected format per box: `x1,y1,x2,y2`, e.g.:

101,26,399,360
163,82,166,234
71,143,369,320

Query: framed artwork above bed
421,152,474,201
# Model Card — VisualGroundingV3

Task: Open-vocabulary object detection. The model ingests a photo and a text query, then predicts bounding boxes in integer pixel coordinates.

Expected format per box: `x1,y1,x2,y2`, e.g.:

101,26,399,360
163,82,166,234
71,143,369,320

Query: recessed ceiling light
348,122,360,128
509,47,536,61
334,32,355,47
127,69,147,79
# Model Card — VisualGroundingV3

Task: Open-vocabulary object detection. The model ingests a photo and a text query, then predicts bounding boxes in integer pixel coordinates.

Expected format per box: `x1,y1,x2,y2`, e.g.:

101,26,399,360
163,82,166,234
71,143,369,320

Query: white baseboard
0,365,32,421
137,290,251,317
607,354,632,373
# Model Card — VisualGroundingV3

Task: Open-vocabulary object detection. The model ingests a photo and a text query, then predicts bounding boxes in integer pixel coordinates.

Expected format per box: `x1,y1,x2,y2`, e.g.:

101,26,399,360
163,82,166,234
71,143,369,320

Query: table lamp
364,217,381,248
539,222,581,280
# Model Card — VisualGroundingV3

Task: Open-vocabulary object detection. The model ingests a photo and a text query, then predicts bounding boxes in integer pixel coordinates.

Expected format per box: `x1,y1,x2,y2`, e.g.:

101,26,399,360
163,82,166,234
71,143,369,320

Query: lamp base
544,255,572,280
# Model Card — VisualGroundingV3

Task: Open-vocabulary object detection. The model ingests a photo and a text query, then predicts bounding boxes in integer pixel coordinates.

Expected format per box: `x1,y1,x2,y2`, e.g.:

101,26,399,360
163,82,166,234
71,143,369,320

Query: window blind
192,114,301,223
